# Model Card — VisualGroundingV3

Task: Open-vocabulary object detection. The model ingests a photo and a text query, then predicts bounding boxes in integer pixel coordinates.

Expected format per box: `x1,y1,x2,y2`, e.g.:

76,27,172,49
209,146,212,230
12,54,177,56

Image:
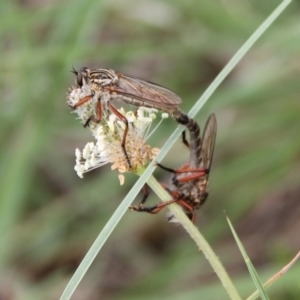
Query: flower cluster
67,87,168,183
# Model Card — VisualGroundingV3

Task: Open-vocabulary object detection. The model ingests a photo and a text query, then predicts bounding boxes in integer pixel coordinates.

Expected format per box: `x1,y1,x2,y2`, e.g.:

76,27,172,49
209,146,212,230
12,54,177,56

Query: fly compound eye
76,72,83,87
76,67,88,87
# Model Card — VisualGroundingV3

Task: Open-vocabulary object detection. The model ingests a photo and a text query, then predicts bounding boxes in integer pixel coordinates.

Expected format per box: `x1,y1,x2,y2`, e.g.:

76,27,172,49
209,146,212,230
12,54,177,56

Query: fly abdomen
174,111,202,169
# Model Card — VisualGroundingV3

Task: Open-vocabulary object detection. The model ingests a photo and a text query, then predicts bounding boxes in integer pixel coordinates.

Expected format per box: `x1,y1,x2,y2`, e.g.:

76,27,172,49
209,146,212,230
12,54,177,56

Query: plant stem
145,174,242,300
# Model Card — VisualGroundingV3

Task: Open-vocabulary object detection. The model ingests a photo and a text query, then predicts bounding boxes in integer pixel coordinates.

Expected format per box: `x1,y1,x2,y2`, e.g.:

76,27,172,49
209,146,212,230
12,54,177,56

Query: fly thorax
90,69,118,90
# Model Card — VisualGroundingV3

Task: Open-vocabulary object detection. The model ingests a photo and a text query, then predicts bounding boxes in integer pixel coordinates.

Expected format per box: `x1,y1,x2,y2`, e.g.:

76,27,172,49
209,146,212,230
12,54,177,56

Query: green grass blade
226,215,270,300
246,251,300,300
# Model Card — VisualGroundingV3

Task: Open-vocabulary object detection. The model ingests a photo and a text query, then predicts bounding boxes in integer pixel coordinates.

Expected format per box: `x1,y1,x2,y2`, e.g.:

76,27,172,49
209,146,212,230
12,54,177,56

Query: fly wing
106,72,182,109
199,113,217,172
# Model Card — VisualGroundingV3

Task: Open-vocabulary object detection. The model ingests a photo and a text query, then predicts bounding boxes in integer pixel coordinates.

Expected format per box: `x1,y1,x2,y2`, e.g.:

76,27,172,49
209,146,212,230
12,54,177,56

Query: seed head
67,87,167,182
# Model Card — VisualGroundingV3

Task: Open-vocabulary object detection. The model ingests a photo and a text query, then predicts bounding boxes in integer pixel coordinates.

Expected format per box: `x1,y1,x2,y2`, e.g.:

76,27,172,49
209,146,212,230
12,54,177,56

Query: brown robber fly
70,67,192,168
130,114,217,223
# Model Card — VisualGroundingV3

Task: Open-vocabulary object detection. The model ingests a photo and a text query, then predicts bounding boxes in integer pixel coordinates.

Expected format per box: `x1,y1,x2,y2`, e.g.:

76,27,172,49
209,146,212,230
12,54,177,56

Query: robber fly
70,67,191,168
130,114,217,223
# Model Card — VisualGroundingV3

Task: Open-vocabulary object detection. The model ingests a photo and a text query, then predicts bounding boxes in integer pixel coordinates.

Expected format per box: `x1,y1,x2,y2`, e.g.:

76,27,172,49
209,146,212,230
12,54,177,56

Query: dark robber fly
71,67,193,168
130,114,217,223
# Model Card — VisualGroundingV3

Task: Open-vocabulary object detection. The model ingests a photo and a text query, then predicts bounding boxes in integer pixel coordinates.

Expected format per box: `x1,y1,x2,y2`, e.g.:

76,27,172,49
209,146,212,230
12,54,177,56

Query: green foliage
0,1,299,299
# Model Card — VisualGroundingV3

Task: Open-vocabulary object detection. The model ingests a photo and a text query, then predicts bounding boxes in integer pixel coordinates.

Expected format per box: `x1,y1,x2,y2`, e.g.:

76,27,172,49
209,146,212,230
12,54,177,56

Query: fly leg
129,184,149,211
130,198,179,215
108,103,132,169
84,98,102,127
71,91,102,128
129,184,174,214
156,162,208,177
131,188,196,223
182,131,190,148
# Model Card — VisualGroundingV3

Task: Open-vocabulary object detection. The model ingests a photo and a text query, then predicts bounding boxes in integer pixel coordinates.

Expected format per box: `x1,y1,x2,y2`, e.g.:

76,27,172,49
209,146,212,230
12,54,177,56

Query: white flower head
67,86,168,181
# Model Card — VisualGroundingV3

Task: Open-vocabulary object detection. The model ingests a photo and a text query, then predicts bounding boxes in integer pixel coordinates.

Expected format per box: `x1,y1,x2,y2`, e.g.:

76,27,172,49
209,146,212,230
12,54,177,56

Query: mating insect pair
70,67,196,169
70,67,217,222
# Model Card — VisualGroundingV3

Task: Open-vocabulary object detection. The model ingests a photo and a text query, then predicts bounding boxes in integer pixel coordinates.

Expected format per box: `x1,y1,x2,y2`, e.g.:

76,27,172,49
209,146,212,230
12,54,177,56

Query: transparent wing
199,113,217,171
107,72,182,109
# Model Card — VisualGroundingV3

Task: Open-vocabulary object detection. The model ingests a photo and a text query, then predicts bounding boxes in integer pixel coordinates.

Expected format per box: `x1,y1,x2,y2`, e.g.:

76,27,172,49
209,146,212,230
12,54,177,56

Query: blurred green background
1,0,300,299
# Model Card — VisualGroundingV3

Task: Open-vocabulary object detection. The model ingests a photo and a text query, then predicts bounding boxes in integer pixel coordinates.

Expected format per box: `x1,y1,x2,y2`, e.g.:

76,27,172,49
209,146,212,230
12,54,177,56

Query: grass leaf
226,215,270,300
